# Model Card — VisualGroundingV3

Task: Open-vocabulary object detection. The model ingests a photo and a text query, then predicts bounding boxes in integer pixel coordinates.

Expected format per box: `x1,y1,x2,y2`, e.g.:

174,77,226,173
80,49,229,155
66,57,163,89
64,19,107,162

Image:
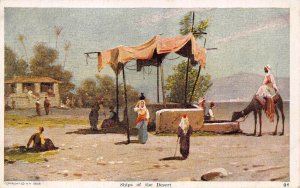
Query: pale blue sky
4,8,290,100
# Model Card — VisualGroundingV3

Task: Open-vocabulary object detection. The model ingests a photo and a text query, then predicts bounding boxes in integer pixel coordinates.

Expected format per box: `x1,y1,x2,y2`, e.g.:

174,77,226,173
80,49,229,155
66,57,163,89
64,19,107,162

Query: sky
4,8,290,101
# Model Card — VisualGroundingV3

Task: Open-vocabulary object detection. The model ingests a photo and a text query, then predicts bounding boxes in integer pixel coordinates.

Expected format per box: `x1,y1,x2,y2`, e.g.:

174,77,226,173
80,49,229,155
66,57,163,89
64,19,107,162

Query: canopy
97,33,206,72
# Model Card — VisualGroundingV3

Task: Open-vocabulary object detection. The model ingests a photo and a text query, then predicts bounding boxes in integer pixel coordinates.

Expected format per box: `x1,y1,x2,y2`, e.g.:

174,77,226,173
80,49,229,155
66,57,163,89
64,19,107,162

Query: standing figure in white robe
134,100,149,144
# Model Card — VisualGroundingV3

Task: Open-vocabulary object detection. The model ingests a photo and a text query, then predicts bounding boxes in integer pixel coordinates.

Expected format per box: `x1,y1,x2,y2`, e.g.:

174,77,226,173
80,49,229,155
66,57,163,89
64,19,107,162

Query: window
10,84,16,93
41,83,54,92
23,83,34,93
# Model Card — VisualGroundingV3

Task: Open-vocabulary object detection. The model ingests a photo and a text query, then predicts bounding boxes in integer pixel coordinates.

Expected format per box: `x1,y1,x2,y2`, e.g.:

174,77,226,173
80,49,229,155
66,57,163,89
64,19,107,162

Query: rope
85,54,98,65
86,54,98,59
236,114,249,123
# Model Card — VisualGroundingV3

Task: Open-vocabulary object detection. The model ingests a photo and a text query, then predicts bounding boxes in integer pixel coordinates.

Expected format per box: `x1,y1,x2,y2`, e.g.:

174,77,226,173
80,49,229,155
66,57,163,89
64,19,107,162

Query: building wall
5,83,61,109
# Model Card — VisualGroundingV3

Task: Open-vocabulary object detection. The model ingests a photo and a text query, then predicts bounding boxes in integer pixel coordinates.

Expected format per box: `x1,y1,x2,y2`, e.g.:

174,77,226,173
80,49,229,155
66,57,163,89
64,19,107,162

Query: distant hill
205,72,290,102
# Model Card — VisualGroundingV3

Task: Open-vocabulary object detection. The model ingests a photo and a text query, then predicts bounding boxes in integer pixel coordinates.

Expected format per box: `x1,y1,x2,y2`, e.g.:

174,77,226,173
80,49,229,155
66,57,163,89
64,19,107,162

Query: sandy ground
4,105,289,181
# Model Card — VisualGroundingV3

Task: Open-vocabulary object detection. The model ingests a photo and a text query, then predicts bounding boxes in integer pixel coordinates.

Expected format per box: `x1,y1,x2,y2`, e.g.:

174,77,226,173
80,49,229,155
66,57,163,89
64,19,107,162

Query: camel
231,94,285,136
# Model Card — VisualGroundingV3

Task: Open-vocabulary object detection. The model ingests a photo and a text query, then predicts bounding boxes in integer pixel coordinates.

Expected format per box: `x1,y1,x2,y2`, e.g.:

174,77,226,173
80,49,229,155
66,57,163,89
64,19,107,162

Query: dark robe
35,102,41,116
27,133,43,151
89,103,100,130
27,133,57,152
177,125,193,159
44,99,50,115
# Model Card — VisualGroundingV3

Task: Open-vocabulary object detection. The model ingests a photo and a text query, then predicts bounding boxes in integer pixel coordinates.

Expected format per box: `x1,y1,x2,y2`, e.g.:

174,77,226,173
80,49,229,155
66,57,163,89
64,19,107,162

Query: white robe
256,72,278,98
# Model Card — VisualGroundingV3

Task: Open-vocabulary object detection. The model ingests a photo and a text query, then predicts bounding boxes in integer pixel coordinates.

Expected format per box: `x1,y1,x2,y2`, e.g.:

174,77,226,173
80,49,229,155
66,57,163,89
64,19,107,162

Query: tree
77,75,139,108
5,46,28,79
76,78,98,107
5,46,18,79
16,58,29,76
165,61,212,103
96,75,139,107
179,11,209,39
17,34,28,61
179,11,210,103
54,26,63,49
30,42,75,98
63,40,71,68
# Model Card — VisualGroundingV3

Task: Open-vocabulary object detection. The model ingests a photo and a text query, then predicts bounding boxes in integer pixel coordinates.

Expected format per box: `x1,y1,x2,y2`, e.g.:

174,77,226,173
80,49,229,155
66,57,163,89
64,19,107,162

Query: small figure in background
207,102,215,121
177,114,193,159
44,97,51,115
35,99,41,116
71,97,76,109
89,103,100,131
101,106,118,130
11,99,16,110
65,97,71,109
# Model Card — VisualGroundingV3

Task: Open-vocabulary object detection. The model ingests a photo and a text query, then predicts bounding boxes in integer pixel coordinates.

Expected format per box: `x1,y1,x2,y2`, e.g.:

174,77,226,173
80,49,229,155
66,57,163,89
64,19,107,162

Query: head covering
139,93,145,100
137,100,146,108
265,65,271,71
179,114,190,135
199,97,206,103
137,100,147,115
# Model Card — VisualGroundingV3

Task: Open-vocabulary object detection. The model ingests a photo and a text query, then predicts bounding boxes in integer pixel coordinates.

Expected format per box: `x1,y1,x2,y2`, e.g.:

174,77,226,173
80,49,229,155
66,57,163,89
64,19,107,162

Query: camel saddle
255,94,280,123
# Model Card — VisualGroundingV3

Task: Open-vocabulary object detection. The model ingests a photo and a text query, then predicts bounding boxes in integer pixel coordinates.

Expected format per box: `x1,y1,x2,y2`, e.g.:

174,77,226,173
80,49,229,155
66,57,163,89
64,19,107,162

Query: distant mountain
205,72,290,102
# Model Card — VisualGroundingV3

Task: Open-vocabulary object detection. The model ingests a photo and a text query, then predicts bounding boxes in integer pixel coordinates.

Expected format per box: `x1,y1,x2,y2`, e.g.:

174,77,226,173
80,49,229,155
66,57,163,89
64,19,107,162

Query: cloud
215,14,289,44
135,9,213,27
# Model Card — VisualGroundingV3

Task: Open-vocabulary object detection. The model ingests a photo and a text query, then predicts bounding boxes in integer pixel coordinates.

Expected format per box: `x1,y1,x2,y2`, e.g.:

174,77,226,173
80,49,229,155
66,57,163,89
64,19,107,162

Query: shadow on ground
65,126,138,136
114,140,140,145
159,156,185,161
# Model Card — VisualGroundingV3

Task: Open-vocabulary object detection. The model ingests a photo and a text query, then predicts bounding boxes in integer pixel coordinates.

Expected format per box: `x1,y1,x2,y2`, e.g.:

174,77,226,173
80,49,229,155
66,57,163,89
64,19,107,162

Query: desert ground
4,102,289,181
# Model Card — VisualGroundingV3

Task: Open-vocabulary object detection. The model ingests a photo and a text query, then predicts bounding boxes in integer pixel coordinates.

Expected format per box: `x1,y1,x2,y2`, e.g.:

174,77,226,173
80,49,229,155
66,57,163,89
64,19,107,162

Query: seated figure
27,126,57,152
101,106,118,129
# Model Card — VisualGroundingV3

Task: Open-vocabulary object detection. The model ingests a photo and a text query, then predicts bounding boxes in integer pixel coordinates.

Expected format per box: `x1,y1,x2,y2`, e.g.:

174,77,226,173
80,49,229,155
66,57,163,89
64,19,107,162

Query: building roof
5,76,62,84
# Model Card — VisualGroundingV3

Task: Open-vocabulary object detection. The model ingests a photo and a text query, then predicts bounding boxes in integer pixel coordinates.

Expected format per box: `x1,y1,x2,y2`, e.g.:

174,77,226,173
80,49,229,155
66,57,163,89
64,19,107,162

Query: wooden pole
122,64,130,144
184,58,190,104
116,68,119,121
184,11,195,104
157,63,160,103
189,38,206,103
160,62,166,107
189,65,201,103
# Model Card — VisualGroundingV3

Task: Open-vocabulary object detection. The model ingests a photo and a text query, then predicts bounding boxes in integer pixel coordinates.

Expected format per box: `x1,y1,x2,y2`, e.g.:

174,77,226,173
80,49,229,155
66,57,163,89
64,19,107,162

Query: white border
1,0,299,188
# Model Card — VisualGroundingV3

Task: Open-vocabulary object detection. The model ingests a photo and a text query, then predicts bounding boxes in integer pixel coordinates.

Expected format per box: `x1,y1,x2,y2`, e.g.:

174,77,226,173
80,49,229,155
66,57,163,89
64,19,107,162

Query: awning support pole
189,38,206,103
116,67,119,121
184,11,195,104
184,57,190,104
160,62,166,107
122,64,130,144
157,63,160,103
189,65,201,103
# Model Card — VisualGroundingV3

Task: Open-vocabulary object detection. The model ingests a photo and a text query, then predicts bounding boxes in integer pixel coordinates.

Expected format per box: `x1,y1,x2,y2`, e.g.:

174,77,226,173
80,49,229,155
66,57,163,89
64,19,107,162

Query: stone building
4,76,61,109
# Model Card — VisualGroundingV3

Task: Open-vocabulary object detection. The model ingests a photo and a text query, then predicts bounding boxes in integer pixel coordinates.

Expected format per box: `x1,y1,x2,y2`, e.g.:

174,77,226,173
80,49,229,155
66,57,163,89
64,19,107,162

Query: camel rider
256,65,278,100
256,65,278,122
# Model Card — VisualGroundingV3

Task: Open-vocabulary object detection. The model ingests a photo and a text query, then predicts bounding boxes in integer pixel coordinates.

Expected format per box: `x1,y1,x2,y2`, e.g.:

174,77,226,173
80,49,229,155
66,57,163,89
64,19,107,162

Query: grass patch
4,113,88,128
4,147,58,163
